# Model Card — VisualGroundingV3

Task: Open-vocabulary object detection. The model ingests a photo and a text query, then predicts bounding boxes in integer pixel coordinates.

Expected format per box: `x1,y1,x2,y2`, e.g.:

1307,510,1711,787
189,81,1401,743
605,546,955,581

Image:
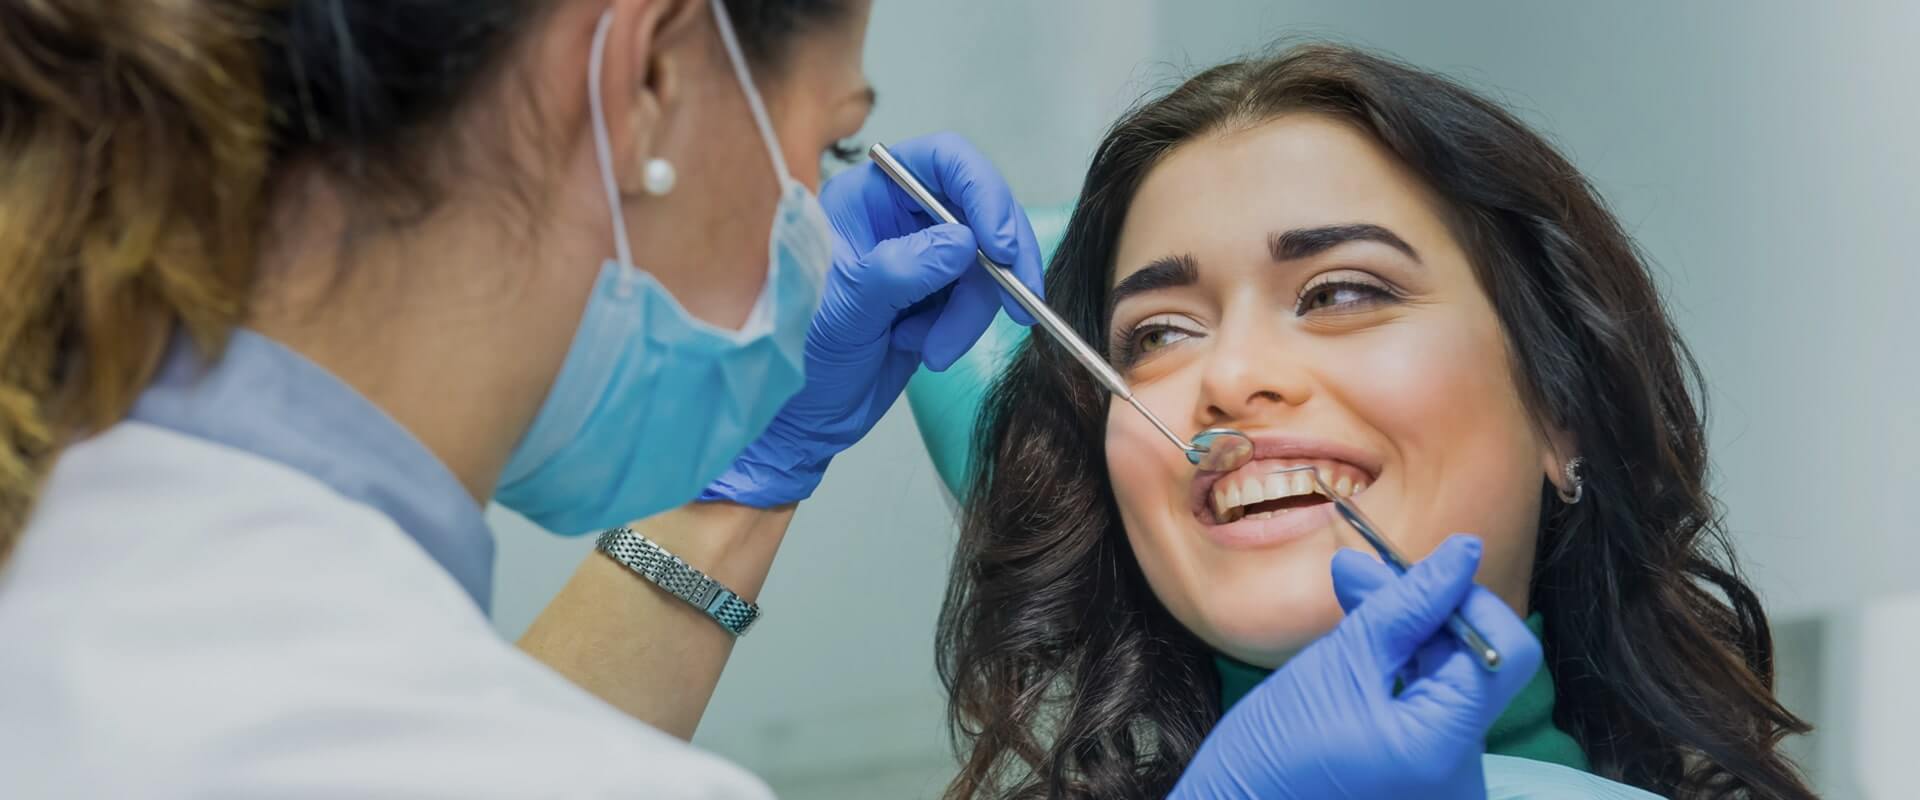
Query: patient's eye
1113,314,1201,367
1296,272,1399,314
1137,326,1190,353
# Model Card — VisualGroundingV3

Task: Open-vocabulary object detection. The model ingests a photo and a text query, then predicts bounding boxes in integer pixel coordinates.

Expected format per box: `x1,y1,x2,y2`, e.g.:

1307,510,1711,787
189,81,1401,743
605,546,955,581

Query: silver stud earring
1558,457,1586,505
643,157,677,196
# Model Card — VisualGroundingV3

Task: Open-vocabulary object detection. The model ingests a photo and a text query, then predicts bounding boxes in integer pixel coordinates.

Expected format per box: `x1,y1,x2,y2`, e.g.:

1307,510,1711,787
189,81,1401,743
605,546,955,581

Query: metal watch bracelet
594,525,760,636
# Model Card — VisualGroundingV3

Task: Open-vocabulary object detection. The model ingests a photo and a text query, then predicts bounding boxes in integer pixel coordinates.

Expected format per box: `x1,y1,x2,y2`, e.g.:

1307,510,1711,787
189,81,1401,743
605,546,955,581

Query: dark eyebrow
1269,224,1420,262
1108,253,1199,316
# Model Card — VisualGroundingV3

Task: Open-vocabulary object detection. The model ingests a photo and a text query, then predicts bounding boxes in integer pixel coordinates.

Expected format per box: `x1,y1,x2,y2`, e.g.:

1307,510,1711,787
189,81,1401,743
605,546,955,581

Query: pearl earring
643,158,676,196
1558,457,1587,505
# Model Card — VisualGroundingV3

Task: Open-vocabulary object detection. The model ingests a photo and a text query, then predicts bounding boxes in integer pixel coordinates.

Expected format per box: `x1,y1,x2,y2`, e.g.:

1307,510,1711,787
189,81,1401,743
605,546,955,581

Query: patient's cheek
1103,406,1187,609
1316,310,1542,605
1104,410,1162,498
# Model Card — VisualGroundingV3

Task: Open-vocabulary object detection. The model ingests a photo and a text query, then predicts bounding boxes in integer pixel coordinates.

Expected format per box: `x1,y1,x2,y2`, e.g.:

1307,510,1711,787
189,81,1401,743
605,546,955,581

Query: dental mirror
1188,428,1255,472
1269,465,1503,672
868,142,1255,473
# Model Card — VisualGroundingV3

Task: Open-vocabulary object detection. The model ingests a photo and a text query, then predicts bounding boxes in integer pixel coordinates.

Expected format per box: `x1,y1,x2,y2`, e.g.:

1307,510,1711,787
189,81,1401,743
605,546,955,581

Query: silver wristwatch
594,526,761,636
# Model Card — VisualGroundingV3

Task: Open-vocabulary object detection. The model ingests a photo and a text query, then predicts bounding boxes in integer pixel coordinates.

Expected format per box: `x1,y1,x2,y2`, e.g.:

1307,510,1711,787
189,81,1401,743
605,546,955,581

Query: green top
1214,613,1590,773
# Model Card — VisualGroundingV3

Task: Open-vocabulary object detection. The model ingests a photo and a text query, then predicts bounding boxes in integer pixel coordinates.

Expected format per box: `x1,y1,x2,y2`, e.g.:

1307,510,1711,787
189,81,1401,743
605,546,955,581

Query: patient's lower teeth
1250,511,1273,520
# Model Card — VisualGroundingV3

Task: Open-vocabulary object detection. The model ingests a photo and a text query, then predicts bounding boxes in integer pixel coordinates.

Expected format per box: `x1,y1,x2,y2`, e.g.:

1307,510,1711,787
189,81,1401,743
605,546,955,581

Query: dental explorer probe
867,143,1254,473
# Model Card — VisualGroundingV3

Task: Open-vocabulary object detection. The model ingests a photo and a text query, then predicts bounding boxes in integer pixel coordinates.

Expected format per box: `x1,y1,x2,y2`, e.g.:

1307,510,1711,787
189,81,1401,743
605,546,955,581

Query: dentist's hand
700,133,1043,508
1171,536,1542,800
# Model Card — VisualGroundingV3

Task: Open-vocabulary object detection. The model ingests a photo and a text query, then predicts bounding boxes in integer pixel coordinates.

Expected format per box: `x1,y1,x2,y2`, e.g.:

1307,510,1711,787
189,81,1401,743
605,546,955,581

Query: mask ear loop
708,0,793,185
588,12,640,297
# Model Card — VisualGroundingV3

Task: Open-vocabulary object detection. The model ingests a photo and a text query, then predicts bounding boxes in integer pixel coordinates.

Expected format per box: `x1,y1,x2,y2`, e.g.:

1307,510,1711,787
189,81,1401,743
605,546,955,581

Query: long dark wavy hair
936,44,1814,800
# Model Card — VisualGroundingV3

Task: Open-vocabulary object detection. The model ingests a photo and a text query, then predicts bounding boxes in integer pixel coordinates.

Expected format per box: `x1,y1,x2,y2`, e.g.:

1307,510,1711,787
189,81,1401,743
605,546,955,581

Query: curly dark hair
936,44,1815,800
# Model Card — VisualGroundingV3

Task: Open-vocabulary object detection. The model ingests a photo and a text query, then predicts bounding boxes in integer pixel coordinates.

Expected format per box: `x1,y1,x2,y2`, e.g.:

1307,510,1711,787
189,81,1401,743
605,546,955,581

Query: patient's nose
1198,320,1313,425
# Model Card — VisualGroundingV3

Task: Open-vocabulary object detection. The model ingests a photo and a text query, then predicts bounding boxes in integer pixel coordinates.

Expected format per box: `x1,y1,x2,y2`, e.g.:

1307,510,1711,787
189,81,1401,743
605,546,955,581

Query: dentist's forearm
517,501,794,739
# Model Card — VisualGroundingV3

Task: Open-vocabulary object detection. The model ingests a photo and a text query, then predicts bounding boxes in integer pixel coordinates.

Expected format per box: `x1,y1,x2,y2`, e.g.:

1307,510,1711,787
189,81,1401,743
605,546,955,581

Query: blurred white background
490,2,1920,796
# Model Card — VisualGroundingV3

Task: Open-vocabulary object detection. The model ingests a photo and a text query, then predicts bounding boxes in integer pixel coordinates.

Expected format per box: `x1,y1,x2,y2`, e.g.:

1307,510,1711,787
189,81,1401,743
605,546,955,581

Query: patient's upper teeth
1263,473,1287,502
1207,460,1373,522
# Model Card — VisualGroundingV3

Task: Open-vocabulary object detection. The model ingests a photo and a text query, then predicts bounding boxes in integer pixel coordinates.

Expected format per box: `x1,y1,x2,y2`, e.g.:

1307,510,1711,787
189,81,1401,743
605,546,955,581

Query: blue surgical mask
494,2,832,535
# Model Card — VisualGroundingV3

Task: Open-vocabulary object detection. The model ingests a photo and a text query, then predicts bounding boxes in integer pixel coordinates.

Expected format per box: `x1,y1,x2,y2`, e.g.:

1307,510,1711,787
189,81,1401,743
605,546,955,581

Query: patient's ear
1540,426,1579,499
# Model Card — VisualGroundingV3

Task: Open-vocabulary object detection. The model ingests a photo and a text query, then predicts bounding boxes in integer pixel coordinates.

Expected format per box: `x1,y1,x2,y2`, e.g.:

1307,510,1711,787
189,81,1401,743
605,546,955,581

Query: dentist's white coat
0,422,772,799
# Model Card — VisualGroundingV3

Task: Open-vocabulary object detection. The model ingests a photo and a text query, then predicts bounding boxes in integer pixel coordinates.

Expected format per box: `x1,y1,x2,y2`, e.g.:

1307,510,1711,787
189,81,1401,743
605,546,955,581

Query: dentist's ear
587,0,704,196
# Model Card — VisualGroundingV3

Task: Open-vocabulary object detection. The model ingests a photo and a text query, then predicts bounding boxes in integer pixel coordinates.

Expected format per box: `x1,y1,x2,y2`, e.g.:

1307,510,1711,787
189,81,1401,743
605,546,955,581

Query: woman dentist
0,1,1541,797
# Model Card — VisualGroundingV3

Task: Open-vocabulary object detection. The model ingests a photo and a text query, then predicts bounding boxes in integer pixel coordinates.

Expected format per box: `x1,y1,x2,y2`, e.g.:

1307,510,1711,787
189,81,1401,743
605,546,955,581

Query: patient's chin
1179,561,1346,670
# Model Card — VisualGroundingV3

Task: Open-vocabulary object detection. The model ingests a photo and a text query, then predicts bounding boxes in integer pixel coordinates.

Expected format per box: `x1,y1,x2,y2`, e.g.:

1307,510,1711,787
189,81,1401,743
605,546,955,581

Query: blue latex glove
1171,535,1544,800
700,133,1044,508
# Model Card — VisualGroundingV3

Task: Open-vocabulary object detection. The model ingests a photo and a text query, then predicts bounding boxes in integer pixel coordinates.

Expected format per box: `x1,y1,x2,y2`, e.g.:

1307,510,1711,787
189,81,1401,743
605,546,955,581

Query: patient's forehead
1111,113,1459,286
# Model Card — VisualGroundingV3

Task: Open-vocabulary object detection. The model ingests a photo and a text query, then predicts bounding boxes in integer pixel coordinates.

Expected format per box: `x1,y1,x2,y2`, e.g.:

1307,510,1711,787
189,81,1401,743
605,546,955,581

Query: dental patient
936,45,1815,799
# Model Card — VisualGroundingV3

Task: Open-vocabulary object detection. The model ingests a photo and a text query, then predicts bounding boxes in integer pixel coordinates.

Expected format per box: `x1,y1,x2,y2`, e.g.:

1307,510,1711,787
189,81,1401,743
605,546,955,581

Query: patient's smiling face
1102,114,1566,667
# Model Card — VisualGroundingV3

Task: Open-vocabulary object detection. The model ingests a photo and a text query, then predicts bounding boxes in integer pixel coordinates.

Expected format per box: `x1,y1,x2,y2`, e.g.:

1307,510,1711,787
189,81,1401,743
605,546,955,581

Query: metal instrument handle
867,143,1193,454
1319,478,1502,672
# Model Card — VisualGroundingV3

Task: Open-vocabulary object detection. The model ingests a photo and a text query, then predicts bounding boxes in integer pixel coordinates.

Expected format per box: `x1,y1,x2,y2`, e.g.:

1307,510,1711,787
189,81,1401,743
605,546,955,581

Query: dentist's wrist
520,500,797,739
629,501,796,603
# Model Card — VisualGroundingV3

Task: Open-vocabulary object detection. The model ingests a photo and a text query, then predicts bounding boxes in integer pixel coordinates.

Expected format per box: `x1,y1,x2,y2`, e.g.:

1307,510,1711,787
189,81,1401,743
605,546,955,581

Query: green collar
1214,613,1590,773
